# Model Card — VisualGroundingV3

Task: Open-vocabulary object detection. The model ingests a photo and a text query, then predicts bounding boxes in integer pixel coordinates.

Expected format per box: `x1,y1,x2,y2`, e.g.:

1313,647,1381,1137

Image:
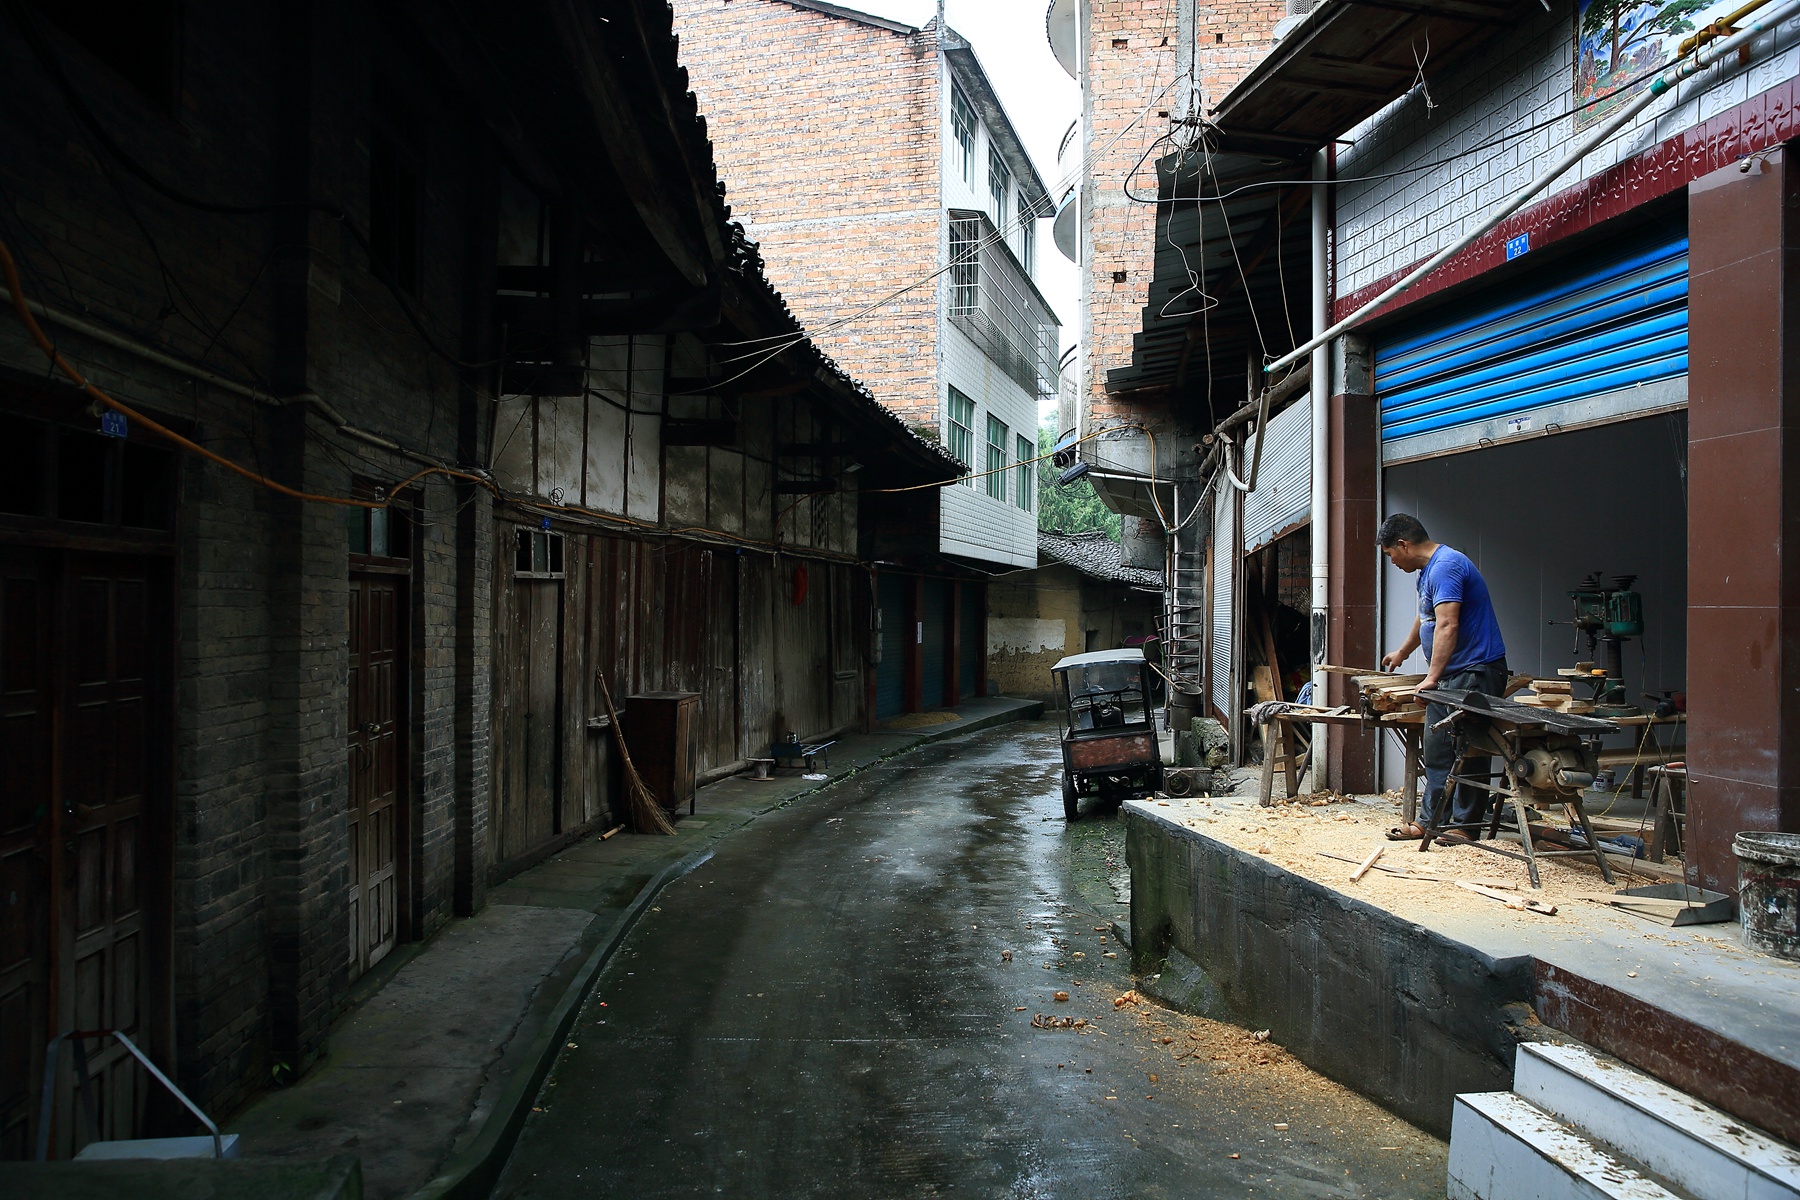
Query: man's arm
1382,616,1422,672
1420,601,1461,688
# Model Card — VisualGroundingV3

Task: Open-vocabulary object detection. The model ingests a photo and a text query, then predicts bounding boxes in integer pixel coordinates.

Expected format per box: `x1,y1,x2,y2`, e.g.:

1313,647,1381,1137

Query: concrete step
1514,1042,1800,1200
1450,1091,1689,1200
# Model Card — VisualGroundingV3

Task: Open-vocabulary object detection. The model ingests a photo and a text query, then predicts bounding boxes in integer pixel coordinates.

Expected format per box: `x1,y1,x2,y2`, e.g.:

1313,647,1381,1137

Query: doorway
0,548,173,1158
347,572,407,981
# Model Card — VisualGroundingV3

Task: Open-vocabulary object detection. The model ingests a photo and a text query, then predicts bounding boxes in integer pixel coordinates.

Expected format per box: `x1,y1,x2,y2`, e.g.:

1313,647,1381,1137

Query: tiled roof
1037,531,1163,589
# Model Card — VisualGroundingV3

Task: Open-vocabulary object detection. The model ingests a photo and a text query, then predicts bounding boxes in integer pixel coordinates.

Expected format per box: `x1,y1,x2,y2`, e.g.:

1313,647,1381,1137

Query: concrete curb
410,849,714,1200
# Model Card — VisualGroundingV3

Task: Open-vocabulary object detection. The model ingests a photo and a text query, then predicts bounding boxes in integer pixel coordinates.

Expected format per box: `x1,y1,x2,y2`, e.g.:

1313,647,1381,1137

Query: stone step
1514,1042,1800,1200
1449,1091,1689,1200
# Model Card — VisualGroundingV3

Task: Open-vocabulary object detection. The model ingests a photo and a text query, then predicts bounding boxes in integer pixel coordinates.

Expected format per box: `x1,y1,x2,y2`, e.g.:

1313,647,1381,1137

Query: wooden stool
1258,714,1310,807
1645,764,1687,862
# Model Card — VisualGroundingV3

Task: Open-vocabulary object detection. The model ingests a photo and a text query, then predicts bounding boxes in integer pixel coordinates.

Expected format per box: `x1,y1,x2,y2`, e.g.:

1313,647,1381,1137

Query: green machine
1562,573,1644,718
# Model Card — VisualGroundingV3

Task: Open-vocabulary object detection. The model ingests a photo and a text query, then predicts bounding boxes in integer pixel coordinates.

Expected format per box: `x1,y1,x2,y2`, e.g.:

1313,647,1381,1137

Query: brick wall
671,0,944,422
1082,0,1283,430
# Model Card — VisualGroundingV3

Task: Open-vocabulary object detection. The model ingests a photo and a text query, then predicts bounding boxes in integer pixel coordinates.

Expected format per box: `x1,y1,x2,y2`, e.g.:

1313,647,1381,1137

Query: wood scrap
1350,845,1385,882
1457,880,1557,915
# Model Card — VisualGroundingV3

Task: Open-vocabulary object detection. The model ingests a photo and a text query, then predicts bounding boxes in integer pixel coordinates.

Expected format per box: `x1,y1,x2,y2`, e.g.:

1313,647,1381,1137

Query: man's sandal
1435,829,1475,846
1386,823,1426,841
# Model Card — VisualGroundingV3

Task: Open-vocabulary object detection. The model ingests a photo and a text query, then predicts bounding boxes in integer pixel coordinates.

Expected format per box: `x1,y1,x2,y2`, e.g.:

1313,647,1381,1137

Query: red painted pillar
1685,149,1800,893
1327,337,1379,794
948,581,964,705
905,576,923,713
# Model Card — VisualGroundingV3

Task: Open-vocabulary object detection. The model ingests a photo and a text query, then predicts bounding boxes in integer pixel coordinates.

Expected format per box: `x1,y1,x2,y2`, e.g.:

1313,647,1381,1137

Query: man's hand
1380,650,1408,672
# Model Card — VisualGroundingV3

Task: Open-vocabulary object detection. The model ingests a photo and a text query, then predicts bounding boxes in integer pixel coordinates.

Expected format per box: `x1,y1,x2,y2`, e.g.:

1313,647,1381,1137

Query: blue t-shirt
1418,546,1505,674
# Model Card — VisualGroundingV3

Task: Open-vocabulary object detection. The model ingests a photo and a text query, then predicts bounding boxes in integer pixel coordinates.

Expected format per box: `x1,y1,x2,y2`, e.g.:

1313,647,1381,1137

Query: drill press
1561,572,1644,718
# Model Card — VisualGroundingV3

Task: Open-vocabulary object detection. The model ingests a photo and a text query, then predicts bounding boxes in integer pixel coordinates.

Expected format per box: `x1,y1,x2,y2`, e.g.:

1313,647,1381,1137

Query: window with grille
1015,193,1036,276
949,215,980,317
951,87,976,182
945,210,1060,399
988,145,1010,227
1015,433,1034,510
985,414,1008,500
947,388,975,485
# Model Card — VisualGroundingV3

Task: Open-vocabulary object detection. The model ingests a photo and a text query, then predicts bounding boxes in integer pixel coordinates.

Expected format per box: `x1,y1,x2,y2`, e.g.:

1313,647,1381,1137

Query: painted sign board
1576,0,1735,130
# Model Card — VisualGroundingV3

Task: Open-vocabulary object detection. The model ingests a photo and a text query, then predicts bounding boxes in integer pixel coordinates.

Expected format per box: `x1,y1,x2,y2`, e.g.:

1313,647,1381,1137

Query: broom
596,672,676,836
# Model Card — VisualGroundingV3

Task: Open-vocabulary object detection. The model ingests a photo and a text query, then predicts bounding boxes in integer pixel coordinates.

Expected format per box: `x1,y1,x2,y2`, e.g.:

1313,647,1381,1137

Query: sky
836,0,1081,360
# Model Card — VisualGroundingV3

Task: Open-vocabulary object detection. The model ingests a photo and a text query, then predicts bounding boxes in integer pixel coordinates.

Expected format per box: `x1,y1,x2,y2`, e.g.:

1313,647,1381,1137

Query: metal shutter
1377,231,1688,461
1209,488,1234,720
876,574,906,719
1242,399,1311,553
921,578,950,709
958,581,983,700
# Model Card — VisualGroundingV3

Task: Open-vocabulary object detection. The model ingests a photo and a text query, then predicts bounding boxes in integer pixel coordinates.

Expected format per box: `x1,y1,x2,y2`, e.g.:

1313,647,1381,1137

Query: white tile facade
1334,1,1800,296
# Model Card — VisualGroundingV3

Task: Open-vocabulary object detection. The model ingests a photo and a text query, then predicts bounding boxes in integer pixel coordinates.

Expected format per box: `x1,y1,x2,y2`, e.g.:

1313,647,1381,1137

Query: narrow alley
491,723,1443,1199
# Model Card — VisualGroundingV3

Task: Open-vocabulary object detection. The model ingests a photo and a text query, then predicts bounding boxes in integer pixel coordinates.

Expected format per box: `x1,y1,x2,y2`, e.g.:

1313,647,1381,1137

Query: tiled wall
1336,0,1800,298
940,322,1039,567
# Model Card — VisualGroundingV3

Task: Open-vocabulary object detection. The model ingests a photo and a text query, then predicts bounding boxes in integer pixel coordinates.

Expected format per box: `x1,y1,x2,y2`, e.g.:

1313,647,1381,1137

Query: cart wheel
1063,779,1080,821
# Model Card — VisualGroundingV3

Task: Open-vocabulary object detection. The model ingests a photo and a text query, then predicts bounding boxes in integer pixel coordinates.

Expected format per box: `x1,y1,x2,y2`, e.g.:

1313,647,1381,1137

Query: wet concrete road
491,722,1445,1199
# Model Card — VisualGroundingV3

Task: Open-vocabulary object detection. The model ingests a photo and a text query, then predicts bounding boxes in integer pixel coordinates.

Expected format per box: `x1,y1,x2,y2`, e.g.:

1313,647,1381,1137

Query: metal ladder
1162,495,1210,698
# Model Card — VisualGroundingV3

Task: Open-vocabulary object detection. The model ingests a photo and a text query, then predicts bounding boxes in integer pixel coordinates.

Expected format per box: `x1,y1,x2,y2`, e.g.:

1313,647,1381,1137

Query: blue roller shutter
921,578,949,709
876,574,906,719
1377,230,1687,461
958,581,983,700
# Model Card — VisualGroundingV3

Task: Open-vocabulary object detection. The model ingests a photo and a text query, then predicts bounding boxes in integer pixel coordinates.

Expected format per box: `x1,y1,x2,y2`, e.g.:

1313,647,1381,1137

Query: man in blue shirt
1378,514,1508,841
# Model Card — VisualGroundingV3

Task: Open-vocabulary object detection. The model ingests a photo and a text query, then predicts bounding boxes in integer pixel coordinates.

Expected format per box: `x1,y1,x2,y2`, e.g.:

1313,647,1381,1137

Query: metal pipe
1679,0,1775,54
1308,147,1330,782
1264,0,1800,377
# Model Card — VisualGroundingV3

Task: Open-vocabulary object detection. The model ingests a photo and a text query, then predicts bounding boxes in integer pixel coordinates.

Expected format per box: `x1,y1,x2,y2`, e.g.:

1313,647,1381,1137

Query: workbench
1256,707,1425,817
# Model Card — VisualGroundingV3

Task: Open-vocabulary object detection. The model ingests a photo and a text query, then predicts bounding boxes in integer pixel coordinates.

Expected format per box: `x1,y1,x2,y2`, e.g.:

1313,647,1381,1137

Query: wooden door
494,572,563,869
53,554,169,1155
347,574,405,981
0,550,52,1157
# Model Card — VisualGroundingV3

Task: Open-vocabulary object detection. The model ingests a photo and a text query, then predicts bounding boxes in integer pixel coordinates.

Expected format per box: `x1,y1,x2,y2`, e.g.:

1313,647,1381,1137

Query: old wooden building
0,0,954,1158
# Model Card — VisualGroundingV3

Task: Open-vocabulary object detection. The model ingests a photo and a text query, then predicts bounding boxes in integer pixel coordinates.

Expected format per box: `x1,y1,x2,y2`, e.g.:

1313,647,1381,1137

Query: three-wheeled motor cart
1051,648,1163,820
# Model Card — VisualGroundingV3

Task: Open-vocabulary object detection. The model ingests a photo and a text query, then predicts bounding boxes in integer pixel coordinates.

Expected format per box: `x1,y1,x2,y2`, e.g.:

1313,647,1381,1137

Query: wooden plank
1252,664,1278,702
1350,845,1385,881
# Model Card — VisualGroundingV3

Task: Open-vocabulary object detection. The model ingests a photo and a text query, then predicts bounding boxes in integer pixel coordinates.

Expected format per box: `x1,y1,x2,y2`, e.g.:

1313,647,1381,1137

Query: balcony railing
948,210,1060,398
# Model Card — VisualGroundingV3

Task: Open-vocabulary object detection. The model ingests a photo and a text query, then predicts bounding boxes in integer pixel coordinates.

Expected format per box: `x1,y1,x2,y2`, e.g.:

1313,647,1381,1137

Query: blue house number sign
1505,232,1531,261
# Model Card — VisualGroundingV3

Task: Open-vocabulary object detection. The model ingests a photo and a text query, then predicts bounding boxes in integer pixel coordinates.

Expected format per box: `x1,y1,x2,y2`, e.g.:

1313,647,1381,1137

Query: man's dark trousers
1422,659,1509,833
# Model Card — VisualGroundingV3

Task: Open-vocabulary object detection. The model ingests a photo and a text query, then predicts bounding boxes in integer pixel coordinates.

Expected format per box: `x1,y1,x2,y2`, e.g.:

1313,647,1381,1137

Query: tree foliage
1036,425,1121,541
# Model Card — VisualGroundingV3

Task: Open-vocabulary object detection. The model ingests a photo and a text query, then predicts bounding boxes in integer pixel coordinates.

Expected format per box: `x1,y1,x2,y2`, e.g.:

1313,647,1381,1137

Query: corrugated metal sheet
1242,399,1311,553
1210,490,1234,719
1377,233,1688,446
921,578,950,708
876,574,906,718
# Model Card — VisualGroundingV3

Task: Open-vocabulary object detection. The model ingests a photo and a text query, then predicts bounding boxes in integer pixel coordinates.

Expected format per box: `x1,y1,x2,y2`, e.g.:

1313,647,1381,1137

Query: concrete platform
1123,794,1800,1143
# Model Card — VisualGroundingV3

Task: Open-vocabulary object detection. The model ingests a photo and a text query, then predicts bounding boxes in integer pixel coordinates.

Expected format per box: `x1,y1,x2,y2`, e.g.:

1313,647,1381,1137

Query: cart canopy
1051,648,1145,672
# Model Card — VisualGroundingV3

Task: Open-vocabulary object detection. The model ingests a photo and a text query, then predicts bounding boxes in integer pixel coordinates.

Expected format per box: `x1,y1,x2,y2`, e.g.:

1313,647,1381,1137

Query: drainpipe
1308,147,1330,786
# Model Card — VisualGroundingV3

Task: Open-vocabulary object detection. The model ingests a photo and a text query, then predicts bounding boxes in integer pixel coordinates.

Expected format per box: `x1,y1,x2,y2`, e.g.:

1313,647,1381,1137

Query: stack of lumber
1350,672,1425,714
1513,678,1595,714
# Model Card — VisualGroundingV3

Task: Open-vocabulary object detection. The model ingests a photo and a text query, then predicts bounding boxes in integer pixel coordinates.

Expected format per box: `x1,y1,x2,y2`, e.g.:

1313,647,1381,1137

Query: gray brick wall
0,2,494,1119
